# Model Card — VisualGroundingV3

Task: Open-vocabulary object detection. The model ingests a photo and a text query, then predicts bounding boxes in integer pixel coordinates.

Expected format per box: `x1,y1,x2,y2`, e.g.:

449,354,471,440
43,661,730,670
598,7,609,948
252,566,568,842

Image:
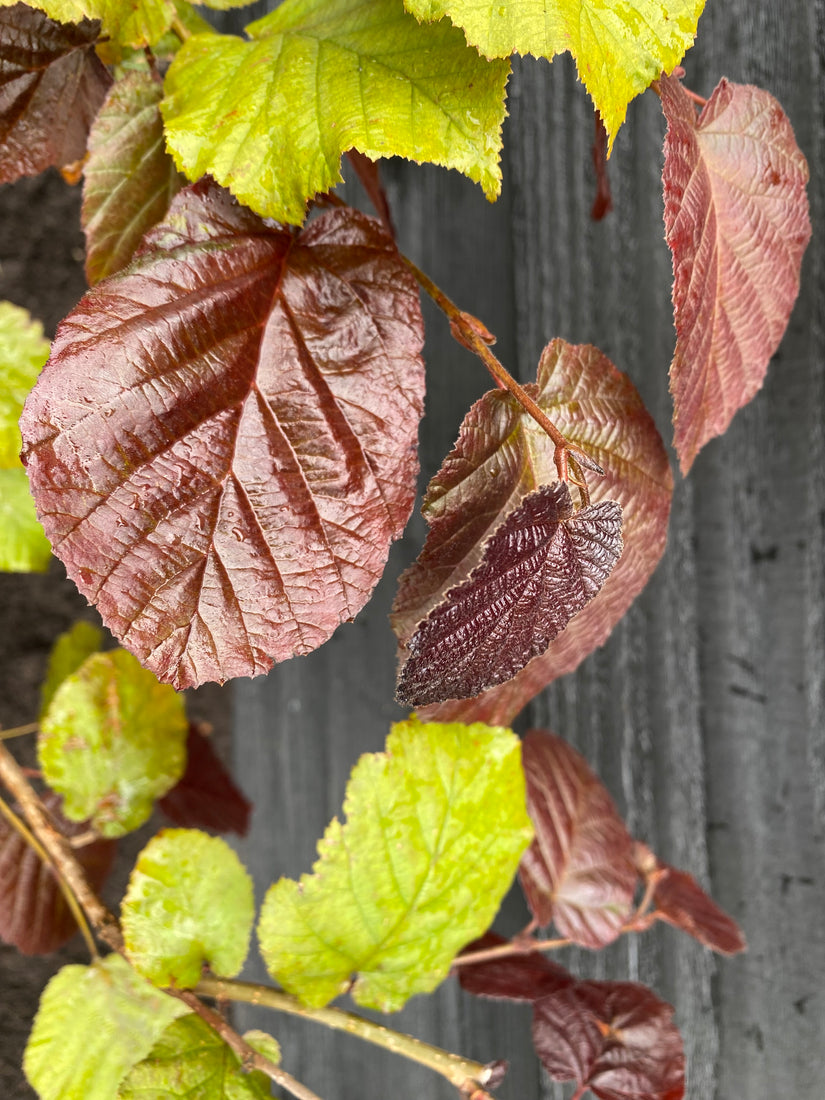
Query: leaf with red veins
396,484,622,706
532,981,685,1100
457,931,573,1002
20,181,425,689
660,72,811,474
519,731,637,948
158,723,251,836
0,4,111,184
0,792,115,955
394,339,671,727
652,862,746,955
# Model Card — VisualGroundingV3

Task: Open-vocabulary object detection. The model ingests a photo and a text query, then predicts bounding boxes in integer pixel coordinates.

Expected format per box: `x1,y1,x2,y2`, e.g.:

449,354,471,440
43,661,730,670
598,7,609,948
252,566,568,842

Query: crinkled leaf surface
83,70,184,284
457,931,572,1002
20,183,425,689
519,731,637,947
258,717,532,1011
123,828,254,988
2,0,177,47
161,0,508,224
397,484,623,706
0,466,51,571
40,619,104,715
0,4,111,183
660,72,811,473
0,301,49,468
653,862,746,955
532,980,685,1100
403,0,704,150
159,723,251,836
118,1015,278,1099
38,648,187,837
0,791,114,955
24,954,189,1100
393,339,672,726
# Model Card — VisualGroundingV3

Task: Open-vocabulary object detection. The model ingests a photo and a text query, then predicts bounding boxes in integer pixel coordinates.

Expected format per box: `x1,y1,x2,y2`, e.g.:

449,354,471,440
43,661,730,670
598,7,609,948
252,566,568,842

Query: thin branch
0,722,39,740
170,15,192,41
0,742,123,953
196,978,503,1096
451,935,571,969
682,86,708,107
0,792,98,959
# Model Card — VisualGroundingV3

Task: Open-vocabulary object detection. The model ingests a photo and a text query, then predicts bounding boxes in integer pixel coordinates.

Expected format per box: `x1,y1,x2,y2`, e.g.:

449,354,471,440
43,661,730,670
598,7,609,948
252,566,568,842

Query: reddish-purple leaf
396,484,622,706
0,792,115,955
653,862,746,956
457,931,573,1002
20,181,425,689
519,731,637,948
0,4,111,184
660,71,811,474
158,723,251,836
346,150,396,240
532,981,685,1100
393,339,671,728
591,111,613,222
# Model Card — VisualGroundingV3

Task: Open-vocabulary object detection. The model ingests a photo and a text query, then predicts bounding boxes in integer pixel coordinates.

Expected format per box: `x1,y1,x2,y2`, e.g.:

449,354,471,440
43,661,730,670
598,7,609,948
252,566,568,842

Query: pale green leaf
40,620,105,716
161,0,509,224
39,649,187,837
258,717,533,1011
24,954,188,1100
404,0,705,149
0,467,51,573
123,829,254,988
242,1031,281,1065
0,301,49,469
118,1015,277,1099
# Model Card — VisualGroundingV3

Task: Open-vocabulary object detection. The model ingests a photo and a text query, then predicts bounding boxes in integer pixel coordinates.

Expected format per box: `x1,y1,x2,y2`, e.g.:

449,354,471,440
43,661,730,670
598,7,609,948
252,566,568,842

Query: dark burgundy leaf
457,932,573,1002
532,981,685,1100
660,71,811,473
396,483,623,706
158,723,251,836
20,181,425,689
0,4,111,184
590,111,613,221
653,863,746,956
519,731,637,948
0,791,115,954
346,150,395,239
393,339,671,728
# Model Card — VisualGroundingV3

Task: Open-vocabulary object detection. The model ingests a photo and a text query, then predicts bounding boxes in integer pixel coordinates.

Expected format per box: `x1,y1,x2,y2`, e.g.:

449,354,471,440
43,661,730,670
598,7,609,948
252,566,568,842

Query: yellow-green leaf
1,0,176,47
40,620,104,716
122,829,254,988
0,300,49,469
161,0,509,224
257,717,533,1011
404,0,705,149
0,467,51,572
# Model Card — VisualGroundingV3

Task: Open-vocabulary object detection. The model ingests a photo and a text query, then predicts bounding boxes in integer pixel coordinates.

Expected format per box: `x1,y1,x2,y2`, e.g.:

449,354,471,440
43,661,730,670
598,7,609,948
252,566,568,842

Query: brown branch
0,722,39,740
451,935,571,969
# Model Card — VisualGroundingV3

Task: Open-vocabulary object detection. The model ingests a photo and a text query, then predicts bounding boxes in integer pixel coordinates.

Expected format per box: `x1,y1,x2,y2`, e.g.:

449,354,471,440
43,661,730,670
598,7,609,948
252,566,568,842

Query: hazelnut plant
0,0,811,1098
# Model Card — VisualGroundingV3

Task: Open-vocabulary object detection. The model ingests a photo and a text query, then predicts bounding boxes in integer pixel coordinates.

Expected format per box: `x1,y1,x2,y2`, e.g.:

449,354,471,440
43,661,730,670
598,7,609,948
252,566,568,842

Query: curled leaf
20,182,425,689
396,484,623,706
660,72,811,473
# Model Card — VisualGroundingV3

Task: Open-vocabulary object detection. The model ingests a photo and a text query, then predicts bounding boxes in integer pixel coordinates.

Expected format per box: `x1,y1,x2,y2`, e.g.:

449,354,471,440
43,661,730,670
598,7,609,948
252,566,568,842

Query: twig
0,792,98,959
682,86,708,107
196,978,503,1096
0,722,39,740
451,935,571,969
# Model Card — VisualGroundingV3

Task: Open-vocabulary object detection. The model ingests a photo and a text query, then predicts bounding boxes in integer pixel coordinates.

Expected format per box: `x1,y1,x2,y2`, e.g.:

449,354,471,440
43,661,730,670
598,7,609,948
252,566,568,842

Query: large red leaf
653,862,746,956
0,792,115,955
0,3,111,184
532,981,685,1100
396,340,671,726
158,723,251,836
457,931,573,1002
396,484,622,706
20,182,425,688
519,731,637,948
660,71,811,473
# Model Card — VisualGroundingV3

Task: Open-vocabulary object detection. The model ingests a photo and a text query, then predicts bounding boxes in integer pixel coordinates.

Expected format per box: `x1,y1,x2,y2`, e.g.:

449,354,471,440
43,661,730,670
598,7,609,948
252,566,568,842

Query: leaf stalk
0,722,39,740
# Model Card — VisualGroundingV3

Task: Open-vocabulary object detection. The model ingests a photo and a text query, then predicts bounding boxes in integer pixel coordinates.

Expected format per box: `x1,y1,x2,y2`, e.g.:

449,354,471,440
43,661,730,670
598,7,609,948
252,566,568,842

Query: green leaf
40,620,105,716
161,0,509,224
24,954,189,1100
258,717,533,1011
118,1015,278,1099
0,301,49,469
122,828,254,988
0,467,51,572
403,0,705,150
83,71,184,284
39,649,187,837
3,0,176,47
